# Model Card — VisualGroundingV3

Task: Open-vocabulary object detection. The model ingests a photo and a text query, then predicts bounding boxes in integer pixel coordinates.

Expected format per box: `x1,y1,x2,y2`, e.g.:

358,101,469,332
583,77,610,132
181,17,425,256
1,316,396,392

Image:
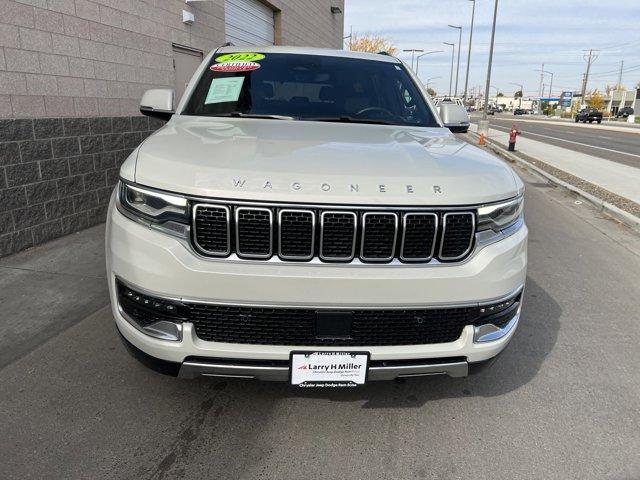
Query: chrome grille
192,203,476,264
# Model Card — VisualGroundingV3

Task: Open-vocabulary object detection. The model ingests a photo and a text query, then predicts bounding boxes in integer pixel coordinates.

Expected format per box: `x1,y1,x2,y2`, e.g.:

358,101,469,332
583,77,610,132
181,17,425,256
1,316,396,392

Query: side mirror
140,89,175,120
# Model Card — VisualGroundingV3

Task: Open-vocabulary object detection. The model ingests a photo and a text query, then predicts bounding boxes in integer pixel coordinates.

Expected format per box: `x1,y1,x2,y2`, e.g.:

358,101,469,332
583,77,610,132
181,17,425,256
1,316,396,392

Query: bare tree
348,32,397,56
426,87,437,97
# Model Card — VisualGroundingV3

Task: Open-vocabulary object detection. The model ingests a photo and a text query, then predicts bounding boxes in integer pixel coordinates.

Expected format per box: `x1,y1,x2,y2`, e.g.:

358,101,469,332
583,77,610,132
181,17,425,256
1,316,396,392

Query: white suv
106,47,527,387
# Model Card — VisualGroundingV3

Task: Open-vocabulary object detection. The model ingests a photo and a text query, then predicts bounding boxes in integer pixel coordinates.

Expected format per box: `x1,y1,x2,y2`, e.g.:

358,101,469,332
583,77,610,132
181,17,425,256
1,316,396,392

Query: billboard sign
560,91,573,108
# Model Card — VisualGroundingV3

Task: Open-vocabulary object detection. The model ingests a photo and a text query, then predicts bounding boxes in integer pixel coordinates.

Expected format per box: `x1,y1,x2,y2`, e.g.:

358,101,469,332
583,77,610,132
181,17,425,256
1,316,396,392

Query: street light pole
482,0,499,121
415,50,443,77
402,48,424,71
463,0,476,101
443,42,455,97
448,25,462,97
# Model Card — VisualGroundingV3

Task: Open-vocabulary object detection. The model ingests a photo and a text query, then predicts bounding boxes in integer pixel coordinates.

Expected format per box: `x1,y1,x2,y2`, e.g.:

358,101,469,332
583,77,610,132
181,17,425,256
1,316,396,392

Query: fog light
473,293,522,343
116,280,185,341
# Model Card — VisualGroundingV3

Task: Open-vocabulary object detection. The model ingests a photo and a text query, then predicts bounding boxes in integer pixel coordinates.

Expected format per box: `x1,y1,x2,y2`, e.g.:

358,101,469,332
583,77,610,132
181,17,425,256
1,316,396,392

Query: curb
468,131,640,232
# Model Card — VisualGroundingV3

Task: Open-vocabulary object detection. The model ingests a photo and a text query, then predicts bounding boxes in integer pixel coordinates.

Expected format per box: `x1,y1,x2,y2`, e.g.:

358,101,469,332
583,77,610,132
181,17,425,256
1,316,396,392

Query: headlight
117,181,189,236
477,196,523,232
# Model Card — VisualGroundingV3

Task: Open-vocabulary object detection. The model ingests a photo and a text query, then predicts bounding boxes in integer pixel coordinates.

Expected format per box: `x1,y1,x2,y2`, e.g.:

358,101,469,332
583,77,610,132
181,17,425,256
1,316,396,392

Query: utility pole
482,0,499,121
448,25,463,97
463,0,476,101
617,60,624,90
443,42,455,96
580,49,598,107
538,63,544,98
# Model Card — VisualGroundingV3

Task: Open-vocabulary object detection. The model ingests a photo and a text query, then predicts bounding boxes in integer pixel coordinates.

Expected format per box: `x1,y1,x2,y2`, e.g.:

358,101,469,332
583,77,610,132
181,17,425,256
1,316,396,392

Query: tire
588,120,593,123
575,117,579,122
597,120,601,124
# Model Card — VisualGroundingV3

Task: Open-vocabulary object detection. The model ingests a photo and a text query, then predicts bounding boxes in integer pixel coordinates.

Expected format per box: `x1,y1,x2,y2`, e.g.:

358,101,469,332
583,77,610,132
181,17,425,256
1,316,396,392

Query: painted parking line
489,124,640,159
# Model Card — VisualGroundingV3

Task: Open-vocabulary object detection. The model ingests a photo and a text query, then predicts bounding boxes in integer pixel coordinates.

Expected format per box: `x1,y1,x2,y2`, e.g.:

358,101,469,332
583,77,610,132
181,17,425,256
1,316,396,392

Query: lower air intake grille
188,304,478,346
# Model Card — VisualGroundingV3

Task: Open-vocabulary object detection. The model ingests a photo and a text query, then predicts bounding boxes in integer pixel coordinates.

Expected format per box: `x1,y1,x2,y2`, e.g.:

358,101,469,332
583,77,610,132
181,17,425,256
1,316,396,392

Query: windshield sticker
204,77,245,104
215,52,265,63
210,61,261,73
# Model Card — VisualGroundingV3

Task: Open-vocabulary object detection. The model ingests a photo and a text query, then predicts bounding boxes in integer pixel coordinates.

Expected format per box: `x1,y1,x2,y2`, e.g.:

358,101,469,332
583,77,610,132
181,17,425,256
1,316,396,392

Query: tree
514,90,523,99
587,90,605,111
426,87,437,97
496,92,504,97
348,32,397,56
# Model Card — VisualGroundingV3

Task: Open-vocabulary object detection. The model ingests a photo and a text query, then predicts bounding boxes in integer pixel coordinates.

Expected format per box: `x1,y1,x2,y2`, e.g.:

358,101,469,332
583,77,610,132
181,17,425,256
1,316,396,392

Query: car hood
133,116,521,205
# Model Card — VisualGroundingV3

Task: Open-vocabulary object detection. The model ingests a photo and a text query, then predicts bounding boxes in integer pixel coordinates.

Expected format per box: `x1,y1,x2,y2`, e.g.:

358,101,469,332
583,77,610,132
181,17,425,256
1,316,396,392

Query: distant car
486,107,495,115
575,108,602,124
616,107,634,118
513,108,526,115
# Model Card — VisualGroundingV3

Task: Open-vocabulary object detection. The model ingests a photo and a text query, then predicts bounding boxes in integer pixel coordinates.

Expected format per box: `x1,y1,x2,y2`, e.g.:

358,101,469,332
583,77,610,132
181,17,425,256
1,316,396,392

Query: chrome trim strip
235,206,273,259
474,311,521,343
277,209,315,261
115,275,524,311
439,212,476,261
178,359,469,380
119,177,520,211
319,211,357,262
192,203,231,256
117,304,183,342
400,212,438,262
360,212,398,262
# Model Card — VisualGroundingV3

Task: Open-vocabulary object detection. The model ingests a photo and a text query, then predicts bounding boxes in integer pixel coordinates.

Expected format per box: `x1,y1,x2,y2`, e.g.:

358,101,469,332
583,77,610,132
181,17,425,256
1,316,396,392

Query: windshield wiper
307,116,396,125
211,112,295,120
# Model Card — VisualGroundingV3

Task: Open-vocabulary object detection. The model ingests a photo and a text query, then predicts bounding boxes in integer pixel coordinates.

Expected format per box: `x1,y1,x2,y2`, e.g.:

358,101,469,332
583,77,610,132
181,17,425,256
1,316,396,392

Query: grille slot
278,209,315,260
320,211,357,261
193,205,230,256
361,212,398,262
235,207,273,258
401,213,438,261
440,212,475,260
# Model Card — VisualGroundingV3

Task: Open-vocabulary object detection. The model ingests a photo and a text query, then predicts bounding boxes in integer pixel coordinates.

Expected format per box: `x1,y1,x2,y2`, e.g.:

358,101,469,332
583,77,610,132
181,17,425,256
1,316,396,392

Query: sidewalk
0,225,108,368
471,124,640,210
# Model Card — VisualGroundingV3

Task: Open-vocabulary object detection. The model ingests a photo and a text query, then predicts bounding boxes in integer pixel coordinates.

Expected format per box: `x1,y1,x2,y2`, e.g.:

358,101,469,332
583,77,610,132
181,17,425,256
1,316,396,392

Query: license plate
290,351,369,387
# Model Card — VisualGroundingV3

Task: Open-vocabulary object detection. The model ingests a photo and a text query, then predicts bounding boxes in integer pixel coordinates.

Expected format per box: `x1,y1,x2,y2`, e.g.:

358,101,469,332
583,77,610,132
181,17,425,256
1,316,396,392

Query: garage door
225,0,275,46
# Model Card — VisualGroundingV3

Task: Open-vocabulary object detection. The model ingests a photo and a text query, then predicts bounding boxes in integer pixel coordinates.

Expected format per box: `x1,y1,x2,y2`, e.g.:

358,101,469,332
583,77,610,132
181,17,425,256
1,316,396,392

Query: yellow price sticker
215,52,265,63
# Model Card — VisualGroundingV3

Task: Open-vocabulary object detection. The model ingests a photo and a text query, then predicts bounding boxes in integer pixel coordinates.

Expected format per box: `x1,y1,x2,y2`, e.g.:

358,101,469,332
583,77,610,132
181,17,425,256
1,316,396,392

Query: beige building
0,0,344,257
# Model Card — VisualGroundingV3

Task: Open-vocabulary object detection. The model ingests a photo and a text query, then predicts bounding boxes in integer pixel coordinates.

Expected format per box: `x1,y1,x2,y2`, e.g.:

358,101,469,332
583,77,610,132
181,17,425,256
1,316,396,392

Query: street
2,162,639,480
475,115,640,168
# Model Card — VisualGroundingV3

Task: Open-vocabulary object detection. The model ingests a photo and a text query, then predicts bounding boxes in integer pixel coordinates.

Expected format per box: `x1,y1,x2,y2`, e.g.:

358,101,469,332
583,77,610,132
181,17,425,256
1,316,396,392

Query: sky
343,0,640,99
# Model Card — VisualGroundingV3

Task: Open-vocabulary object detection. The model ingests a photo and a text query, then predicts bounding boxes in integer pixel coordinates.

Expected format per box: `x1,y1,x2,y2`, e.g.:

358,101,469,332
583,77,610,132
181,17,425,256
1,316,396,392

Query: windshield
182,52,439,127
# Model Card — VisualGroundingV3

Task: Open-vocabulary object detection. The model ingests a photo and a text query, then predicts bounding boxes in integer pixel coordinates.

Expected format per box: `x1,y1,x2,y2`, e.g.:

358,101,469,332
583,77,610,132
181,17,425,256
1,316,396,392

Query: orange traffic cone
478,133,486,145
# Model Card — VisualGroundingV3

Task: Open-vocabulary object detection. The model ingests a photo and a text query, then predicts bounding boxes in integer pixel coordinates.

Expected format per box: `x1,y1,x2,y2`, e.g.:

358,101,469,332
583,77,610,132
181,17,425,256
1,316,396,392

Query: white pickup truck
107,46,527,387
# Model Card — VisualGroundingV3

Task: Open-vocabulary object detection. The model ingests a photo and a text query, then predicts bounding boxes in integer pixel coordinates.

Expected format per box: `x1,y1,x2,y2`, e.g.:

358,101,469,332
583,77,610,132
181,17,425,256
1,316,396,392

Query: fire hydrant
508,125,519,151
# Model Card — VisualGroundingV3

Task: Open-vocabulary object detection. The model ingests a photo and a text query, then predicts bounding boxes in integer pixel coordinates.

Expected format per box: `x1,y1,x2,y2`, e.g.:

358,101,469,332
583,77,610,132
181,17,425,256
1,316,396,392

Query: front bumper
107,198,527,379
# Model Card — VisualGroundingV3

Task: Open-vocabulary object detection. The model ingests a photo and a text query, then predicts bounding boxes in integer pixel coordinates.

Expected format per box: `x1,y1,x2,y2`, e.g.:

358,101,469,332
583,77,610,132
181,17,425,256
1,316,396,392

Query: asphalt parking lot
1,164,640,479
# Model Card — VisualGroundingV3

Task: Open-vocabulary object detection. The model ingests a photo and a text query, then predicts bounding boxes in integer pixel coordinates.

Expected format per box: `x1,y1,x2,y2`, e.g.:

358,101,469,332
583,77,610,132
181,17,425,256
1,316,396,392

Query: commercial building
0,0,344,256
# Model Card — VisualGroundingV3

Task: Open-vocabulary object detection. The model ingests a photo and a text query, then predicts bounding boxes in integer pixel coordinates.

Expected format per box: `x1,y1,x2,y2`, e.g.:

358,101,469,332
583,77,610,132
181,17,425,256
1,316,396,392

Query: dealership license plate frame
290,351,370,388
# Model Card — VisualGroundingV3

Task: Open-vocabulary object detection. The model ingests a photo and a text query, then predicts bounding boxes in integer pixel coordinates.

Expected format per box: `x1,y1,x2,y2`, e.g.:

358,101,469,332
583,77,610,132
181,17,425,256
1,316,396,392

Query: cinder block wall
0,0,344,256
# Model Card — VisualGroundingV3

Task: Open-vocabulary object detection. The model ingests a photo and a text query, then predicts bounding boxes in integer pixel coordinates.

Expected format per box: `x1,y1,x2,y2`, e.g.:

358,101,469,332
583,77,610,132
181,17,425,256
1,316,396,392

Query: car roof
214,45,401,64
